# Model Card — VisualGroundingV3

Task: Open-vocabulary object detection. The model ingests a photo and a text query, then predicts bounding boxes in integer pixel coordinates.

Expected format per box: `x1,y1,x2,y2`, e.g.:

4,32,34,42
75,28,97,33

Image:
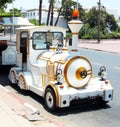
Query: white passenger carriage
8,10,113,111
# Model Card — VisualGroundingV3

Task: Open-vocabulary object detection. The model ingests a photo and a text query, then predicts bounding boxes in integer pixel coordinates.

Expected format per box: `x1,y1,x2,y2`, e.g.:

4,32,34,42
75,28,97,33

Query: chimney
68,10,83,54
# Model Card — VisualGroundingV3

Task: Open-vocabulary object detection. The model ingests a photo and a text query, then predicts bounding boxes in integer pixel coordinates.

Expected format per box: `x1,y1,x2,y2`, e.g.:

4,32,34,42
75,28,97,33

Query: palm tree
54,0,75,26
54,0,67,26
46,0,55,26
46,1,51,25
39,0,42,25
50,1,54,25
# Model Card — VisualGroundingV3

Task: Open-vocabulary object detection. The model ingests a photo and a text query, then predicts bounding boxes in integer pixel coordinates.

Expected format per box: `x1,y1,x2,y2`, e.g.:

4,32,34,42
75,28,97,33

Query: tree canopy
0,8,22,17
0,0,14,9
78,6,118,39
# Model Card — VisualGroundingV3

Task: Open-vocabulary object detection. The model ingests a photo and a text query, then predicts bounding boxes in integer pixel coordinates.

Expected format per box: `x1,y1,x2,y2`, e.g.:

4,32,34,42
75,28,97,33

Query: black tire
98,97,109,105
44,88,56,112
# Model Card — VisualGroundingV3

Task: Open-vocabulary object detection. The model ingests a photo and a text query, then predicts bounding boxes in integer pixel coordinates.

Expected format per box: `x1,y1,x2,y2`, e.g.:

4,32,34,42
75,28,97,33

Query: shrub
107,32,120,39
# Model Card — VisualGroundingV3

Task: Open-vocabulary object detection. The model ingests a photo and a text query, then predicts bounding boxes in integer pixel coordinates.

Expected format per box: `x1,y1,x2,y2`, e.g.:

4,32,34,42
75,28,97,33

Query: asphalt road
0,49,120,127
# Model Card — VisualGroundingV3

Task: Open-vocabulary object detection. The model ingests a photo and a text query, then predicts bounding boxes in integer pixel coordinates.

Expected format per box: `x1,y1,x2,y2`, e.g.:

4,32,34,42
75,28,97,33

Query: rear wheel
18,75,26,90
10,71,17,84
44,88,56,111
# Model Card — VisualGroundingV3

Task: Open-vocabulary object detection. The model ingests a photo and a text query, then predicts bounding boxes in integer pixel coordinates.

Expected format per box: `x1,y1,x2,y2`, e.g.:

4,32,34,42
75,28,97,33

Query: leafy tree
61,0,76,21
0,1,23,17
116,25,120,32
9,8,22,16
29,19,38,25
105,13,118,31
46,0,84,26
79,23,90,38
0,9,5,13
79,6,118,39
0,0,14,9
55,0,75,25
85,7,98,28
58,0,85,23
85,7,106,30
0,8,22,17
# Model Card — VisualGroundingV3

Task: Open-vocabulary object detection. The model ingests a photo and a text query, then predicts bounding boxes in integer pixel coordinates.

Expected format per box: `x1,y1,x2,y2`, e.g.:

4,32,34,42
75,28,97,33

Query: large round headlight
64,56,92,88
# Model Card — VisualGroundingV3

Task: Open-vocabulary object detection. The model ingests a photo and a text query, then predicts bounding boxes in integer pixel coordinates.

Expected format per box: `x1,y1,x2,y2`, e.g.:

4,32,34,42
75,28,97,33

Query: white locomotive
7,10,114,111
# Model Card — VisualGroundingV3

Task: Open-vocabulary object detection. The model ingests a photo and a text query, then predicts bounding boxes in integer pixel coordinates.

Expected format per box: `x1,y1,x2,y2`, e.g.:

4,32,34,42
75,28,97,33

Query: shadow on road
0,65,45,106
52,102,111,116
0,65,11,86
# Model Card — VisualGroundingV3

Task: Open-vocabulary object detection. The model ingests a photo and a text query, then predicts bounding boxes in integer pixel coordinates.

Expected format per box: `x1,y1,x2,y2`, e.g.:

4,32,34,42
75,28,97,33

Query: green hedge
0,13,22,17
106,32,120,39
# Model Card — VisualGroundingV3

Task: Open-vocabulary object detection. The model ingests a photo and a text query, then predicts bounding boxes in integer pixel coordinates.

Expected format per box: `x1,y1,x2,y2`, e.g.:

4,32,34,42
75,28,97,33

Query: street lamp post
98,0,101,43
77,0,78,10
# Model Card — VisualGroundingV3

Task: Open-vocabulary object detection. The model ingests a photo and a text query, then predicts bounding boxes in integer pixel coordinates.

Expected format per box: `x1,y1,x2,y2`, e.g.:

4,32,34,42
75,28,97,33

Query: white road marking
91,62,102,66
92,62,120,70
114,67,120,70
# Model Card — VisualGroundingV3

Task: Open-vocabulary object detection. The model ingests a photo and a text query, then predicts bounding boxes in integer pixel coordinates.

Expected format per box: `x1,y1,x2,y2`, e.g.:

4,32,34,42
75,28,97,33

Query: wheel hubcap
46,92,53,108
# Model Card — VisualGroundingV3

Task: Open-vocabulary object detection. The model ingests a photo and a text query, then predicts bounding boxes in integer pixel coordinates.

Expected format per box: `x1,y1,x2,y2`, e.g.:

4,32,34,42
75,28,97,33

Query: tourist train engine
9,10,113,111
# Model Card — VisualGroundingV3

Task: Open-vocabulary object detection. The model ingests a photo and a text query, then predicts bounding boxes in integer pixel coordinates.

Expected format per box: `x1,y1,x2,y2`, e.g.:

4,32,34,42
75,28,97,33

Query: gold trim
42,74,47,87
59,95,62,107
38,54,67,64
76,67,86,80
50,46,68,51
68,22,83,24
72,32,78,35
71,49,78,52
46,61,55,81
38,56,50,61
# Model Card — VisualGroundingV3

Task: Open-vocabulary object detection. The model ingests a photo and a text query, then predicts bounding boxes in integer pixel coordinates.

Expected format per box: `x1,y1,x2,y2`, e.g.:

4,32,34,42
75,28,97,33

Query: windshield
32,32,63,50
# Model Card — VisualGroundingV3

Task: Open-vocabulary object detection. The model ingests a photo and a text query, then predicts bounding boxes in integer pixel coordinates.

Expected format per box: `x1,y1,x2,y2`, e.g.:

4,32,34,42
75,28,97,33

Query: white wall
25,7,68,29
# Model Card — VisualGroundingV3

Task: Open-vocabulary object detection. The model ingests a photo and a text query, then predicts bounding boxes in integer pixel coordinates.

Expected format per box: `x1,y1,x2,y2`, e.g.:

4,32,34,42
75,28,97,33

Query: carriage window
20,32,28,62
20,32,28,47
32,32,63,50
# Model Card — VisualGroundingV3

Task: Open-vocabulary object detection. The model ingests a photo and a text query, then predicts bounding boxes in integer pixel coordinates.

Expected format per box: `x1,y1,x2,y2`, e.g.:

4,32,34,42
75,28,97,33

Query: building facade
24,6,67,28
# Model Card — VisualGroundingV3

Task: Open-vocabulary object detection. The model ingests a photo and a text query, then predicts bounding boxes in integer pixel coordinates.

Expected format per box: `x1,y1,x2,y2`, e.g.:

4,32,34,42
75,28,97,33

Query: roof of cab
16,25,66,32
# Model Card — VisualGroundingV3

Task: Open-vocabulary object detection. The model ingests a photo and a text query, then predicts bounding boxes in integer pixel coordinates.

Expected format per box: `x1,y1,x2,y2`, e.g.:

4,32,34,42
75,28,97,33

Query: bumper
57,78,113,108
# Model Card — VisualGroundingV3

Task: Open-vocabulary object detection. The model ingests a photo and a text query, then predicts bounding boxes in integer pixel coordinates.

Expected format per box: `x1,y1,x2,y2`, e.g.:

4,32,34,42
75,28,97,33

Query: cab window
32,32,63,50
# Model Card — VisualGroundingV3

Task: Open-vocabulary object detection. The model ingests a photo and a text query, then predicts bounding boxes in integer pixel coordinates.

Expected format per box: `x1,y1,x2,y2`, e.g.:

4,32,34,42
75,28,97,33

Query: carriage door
20,32,28,63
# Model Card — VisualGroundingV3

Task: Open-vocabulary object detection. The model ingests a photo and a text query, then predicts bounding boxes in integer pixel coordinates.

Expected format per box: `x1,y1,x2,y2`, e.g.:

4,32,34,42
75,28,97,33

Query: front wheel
44,88,56,111
97,97,109,105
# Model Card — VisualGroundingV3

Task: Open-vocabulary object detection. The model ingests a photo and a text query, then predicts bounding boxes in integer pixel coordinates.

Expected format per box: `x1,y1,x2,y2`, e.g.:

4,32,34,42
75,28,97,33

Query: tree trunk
39,0,42,25
54,7,62,26
46,3,52,25
50,3,54,25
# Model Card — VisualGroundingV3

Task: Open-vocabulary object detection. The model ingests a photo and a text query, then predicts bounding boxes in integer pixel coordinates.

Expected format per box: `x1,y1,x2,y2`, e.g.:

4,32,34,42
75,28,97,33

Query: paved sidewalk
79,39,120,54
0,85,65,127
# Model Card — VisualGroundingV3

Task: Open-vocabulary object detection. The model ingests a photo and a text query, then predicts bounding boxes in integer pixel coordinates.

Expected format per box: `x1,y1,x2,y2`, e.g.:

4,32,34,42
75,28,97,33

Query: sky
7,0,120,16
